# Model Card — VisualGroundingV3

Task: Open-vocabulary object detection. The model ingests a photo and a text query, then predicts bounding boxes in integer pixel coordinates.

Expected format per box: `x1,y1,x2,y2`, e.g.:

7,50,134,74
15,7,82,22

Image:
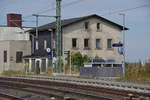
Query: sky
0,0,150,62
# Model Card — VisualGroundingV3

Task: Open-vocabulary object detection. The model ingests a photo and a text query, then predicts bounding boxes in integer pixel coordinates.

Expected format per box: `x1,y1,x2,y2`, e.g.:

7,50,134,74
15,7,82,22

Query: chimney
7,13,22,27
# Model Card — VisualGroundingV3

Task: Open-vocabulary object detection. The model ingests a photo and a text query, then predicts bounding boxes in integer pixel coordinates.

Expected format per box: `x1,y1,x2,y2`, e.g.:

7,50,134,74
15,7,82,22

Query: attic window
84,22,89,29
97,23,100,30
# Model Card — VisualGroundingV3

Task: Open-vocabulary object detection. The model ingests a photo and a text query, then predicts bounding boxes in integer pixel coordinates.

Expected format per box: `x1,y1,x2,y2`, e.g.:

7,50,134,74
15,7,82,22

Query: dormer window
84,22,89,29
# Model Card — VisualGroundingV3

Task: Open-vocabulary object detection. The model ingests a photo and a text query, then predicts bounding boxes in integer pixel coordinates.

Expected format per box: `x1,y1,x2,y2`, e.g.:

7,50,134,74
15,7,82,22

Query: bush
65,52,90,68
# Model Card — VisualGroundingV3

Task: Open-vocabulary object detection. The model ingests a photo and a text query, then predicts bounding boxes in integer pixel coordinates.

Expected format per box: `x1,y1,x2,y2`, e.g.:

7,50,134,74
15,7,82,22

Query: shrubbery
65,52,90,68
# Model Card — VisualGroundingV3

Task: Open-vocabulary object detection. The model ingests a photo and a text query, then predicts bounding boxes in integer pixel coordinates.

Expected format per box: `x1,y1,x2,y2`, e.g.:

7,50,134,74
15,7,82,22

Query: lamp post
119,13,125,77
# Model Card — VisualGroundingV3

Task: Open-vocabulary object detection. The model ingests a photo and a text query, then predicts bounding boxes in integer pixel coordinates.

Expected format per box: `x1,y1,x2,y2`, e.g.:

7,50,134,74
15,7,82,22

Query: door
31,59,35,72
41,59,46,72
36,61,40,74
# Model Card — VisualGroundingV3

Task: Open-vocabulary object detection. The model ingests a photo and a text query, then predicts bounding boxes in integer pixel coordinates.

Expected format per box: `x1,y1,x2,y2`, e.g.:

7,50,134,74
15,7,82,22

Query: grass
119,61,150,82
1,69,26,76
45,67,53,75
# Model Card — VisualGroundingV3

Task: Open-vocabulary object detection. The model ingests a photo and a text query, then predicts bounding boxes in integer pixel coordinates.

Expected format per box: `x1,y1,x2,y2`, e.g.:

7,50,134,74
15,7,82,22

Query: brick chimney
7,13,22,27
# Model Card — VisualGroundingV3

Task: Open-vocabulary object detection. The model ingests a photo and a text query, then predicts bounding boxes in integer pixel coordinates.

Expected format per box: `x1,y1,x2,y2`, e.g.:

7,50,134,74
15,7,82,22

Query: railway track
0,92,24,100
0,80,114,100
0,84,63,100
0,75,149,100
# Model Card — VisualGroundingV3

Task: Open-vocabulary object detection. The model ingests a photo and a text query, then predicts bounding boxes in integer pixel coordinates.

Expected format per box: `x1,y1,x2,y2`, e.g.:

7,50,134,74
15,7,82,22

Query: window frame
72,38,77,48
84,22,89,30
97,23,100,30
107,39,113,49
84,38,89,49
96,39,101,49
4,50,7,63
16,51,23,63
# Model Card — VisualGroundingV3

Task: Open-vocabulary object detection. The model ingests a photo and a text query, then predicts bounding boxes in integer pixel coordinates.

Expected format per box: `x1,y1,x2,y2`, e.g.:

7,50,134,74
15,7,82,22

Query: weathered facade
62,16,123,63
0,13,33,73
26,14,128,74
0,41,31,73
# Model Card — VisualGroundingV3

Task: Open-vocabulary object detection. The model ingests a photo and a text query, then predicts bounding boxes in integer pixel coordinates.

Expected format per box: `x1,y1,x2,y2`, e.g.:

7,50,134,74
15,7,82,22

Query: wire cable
100,3,150,16
23,0,87,19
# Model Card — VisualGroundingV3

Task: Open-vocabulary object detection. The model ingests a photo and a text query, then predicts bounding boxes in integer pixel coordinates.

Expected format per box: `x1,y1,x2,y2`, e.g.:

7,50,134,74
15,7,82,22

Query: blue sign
48,52,52,57
64,51,70,55
112,43,123,47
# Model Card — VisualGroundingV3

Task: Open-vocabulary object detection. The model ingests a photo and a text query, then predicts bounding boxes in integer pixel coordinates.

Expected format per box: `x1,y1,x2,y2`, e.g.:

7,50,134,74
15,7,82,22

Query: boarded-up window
4,51,7,63
16,51,23,63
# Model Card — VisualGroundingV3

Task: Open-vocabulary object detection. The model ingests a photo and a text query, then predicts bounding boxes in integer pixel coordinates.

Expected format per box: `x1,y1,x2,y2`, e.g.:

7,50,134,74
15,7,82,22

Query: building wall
33,31,52,57
0,41,10,73
9,41,31,71
63,17,122,62
0,41,31,73
0,27,31,41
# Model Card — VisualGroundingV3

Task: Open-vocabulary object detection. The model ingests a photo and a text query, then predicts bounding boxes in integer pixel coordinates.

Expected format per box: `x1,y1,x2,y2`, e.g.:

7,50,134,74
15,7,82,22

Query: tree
65,52,90,68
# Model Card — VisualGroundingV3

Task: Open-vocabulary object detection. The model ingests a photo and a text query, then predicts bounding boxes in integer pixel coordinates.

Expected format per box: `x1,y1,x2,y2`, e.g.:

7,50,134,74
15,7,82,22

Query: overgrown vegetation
120,61,150,81
65,52,90,68
1,69,26,76
45,67,53,75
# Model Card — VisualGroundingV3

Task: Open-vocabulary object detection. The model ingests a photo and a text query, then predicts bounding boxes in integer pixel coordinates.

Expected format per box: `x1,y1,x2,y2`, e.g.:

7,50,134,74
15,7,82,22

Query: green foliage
1,70,26,76
72,52,83,67
65,52,90,68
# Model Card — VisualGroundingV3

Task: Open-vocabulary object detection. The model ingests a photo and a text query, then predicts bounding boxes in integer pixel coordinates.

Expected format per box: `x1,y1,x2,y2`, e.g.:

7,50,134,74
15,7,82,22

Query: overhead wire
100,3,150,16
23,0,87,19
23,1,150,22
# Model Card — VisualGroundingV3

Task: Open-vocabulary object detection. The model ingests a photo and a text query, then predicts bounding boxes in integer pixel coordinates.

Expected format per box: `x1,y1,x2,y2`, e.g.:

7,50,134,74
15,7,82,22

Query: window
107,39,112,49
36,40,38,50
96,39,101,49
4,51,7,63
84,22,89,29
84,39,89,48
97,23,100,30
44,40,47,49
72,38,77,48
16,51,23,63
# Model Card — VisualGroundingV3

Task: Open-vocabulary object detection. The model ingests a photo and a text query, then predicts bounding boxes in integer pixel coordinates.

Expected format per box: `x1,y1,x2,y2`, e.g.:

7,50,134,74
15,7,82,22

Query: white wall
0,27,32,41
0,41,31,73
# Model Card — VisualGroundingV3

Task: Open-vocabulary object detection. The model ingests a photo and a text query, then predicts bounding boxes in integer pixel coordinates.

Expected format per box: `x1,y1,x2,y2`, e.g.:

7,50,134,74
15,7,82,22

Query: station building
24,14,128,75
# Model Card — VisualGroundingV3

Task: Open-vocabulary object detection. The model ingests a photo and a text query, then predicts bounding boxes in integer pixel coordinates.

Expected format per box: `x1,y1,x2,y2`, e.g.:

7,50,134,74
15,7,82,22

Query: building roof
30,14,128,32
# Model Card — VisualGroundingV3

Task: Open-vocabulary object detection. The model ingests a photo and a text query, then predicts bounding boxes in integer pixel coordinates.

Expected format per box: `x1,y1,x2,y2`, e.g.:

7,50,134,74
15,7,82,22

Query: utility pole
36,16,39,38
56,0,62,73
119,13,125,77
32,0,62,74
